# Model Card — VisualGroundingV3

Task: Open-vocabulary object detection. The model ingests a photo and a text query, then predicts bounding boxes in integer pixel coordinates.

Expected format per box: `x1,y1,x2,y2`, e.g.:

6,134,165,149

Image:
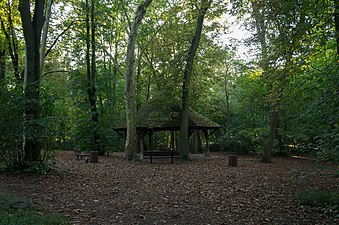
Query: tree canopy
0,0,337,169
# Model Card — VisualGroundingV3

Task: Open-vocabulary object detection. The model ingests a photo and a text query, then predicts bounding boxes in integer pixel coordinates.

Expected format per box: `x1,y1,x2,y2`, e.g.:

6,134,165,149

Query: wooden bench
143,150,180,164
74,148,90,160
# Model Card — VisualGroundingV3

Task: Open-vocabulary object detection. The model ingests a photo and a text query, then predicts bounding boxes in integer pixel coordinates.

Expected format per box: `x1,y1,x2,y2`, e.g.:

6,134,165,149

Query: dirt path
0,151,338,224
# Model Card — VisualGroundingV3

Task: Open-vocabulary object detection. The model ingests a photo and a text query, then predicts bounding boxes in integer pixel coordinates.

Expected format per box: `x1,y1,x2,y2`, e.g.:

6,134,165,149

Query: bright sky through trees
218,13,252,60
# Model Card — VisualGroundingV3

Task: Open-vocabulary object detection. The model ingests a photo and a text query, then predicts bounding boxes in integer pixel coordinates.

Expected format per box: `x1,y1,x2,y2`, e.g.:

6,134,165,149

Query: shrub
1,160,52,175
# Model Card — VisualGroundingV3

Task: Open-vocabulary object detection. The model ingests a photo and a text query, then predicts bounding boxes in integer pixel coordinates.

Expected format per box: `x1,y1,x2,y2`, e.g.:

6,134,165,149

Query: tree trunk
251,0,277,163
1,4,20,81
190,130,198,154
136,47,142,109
145,52,156,100
40,0,53,77
0,47,5,80
262,110,279,163
19,0,45,162
124,0,152,160
85,0,101,154
8,2,20,81
335,0,339,56
178,0,211,161
197,130,202,153
224,65,231,130
90,0,101,154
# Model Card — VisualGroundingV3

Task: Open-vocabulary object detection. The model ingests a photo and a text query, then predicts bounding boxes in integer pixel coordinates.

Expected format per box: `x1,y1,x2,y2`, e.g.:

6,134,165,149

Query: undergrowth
1,161,52,175
298,191,339,223
0,193,69,225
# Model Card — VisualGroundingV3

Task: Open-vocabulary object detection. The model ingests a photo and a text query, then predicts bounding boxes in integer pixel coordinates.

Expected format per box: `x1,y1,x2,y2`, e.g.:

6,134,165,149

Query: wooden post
202,129,210,157
90,151,99,163
139,137,144,160
148,131,153,151
171,130,175,151
228,153,237,167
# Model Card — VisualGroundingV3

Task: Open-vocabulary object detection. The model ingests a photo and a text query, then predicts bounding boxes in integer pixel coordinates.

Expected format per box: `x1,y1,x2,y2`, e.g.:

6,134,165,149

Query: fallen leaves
0,152,338,224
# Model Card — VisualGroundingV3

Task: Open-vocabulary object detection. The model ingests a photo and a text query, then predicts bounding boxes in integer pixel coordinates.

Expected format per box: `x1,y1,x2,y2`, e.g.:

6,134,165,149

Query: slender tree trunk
145,52,155,100
90,0,101,154
251,0,277,163
191,130,198,154
224,65,231,130
262,110,279,162
197,130,202,153
7,1,20,81
136,47,143,109
19,0,45,162
125,0,152,160
40,0,53,77
85,0,91,106
85,0,100,153
178,0,211,161
1,4,20,81
335,0,339,56
0,46,5,80
110,41,118,126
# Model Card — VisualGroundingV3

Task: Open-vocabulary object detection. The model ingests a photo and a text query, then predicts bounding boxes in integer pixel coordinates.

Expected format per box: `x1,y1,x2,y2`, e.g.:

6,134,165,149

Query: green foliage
297,191,339,221
66,68,125,153
0,0,337,163
1,160,52,175
220,127,268,155
222,0,338,162
298,191,339,207
0,81,24,169
0,193,69,225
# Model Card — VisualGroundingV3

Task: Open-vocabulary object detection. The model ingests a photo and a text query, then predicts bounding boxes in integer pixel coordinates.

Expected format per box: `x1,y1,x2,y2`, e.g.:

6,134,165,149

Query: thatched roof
114,104,221,132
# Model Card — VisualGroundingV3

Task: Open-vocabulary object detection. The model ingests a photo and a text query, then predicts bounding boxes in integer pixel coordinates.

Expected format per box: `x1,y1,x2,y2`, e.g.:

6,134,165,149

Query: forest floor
0,151,338,225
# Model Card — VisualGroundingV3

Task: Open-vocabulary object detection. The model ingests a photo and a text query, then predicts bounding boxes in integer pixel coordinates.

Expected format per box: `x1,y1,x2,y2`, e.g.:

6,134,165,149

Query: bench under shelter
113,103,221,162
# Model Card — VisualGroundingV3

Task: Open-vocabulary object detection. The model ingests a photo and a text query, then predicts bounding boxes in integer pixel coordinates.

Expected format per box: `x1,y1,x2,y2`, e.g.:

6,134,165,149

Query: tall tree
90,0,100,153
178,0,211,161
125,0,153,160
19,0,45,162
0,40,5,80
1,0,21,81
335,0,339,56
250,0,276,163
85,0,101,153
40,0,53,77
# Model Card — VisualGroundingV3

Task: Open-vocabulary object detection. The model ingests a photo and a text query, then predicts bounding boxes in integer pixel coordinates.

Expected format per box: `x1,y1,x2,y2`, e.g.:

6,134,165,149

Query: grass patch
298,191,339,222
298,191,338,206
0,193,69,225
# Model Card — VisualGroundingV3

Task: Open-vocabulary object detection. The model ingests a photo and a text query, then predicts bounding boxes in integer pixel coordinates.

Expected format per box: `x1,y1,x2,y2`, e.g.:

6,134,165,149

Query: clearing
0,151,337,225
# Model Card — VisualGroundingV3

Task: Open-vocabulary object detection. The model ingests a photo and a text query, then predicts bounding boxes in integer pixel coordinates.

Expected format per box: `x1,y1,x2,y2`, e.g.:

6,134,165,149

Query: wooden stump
228,154,238,167
90,151,99,163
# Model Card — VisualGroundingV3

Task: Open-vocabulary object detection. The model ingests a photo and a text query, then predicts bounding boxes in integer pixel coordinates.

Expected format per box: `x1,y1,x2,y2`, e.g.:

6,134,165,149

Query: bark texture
251,0,277,163
125,0,152,160
262,110,279,163
40,0,53,77
335,0,339,56
85,0,101,154
0,46,5,80
178,0,211,161
19,0,45,162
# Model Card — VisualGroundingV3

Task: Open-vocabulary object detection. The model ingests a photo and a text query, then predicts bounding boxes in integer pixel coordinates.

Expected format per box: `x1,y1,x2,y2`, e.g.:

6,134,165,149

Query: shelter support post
202,129,210,157
137,130,147,160
171,130,175,151
148,130,154,151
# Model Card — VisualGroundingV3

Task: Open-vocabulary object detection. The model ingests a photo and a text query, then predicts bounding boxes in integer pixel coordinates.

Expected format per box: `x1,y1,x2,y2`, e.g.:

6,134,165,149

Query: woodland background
0,0,338,170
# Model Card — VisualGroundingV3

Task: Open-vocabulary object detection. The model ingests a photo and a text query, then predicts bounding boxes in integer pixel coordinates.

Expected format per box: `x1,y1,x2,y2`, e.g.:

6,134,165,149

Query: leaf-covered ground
0,151,338,225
